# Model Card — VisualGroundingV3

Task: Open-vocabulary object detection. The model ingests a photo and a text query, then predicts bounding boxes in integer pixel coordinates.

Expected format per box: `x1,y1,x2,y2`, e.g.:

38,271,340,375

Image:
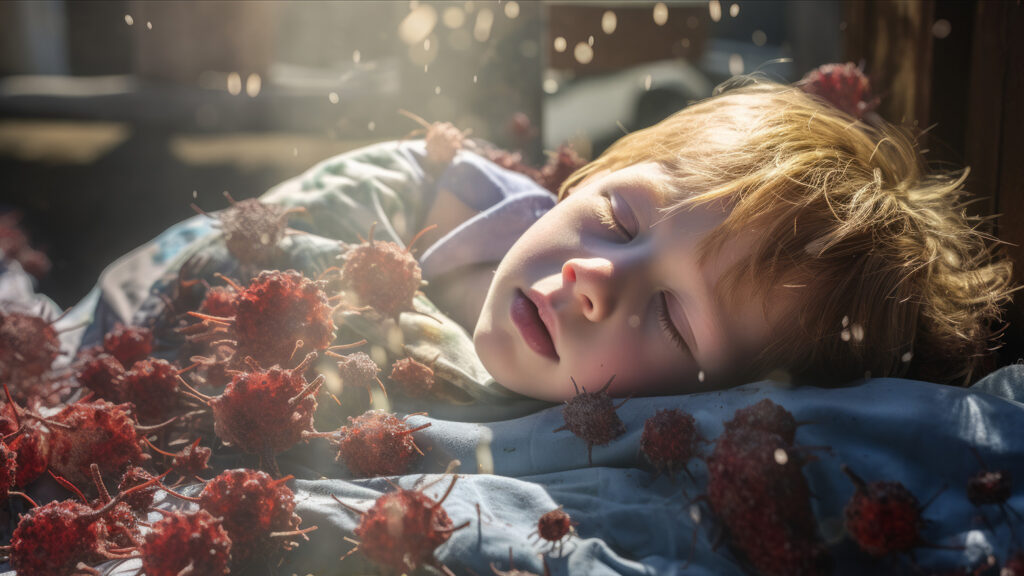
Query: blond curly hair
559,77,1015,386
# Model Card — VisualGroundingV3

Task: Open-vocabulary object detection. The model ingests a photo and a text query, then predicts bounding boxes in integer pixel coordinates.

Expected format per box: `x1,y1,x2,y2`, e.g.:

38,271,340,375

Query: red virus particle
640,408,701,479
75,348,125,401
47,400,148,486
198,468,313,567
7,472,165,576
539,145,587,195
553,377,627,464
8,423,48,488
399,109,468,168
179,353,323,476
530,507,576,556
195,192,302,265
117,358,182,423
0,441,17,500
966,448,1013,508
340,224,431,320
797,62,880,120
724,398,799,445
0,211,51,279
334,351,388,401
707,426,829,576
103,323,154,367
0,310,61,384
198,284,238,318
234,270,335,367
390,356,436,398
339,475,467,575
328,409,431,478
140,509,232,576
117,466,159,513
144,437,212,482
842,465,930,557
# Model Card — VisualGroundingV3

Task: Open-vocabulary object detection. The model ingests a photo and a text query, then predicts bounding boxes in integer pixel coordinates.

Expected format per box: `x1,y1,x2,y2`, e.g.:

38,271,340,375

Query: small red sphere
390,357,436,398
843,470,924,557
9,500,104,576
554,377,625,464
48,400,147,486
234,270,335,367
334,410,430,477
199,284,238,317
0,311,60,383
141,509,232,576
218,198,291,265
355,483,460,573
103,323,154,367
341,238,423,319
75,348,125,401
117,466,159,513
537,508,573,544
640,408,699,477
724,398,798,445
199,468,303,566
118,358,181,423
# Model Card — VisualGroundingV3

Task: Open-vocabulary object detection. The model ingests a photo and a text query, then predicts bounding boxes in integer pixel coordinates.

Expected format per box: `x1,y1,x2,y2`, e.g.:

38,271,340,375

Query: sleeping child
87,70,1015,409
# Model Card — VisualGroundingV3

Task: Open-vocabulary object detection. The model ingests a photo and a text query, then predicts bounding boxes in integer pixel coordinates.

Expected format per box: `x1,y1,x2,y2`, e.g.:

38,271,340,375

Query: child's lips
510,289,559,361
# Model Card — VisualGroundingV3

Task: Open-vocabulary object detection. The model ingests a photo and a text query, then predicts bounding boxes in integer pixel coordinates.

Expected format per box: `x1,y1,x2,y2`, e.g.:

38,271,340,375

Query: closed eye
597,191,637,240
658,292,690,354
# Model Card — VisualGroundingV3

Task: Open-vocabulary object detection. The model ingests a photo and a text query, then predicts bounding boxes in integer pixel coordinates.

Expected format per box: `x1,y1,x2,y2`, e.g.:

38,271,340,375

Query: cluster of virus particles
1,114,1015,576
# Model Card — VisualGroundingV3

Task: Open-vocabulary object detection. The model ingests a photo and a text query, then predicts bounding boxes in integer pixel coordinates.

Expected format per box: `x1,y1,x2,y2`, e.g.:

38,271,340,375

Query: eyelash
597,193,632,240
658,292,690,353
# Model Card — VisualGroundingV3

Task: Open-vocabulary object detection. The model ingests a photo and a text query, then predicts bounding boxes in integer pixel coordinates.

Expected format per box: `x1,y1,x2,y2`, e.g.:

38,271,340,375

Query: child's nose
562,258,617,322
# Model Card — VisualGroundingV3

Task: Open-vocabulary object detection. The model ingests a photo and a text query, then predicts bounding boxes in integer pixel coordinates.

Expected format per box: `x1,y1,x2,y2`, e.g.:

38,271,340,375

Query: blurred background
0,1,1022,361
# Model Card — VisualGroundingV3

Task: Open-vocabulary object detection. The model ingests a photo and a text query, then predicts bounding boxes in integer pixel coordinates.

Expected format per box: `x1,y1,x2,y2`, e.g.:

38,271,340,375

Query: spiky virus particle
117,466,158,513
842,465,925,557
390,356,436,398
199,284,238,317
47,400,147,486
140,509,231,576
117,358,181,423
352,477,464,573
798,62,879,120
341,231,423,319
724,398,799,445
539,145,587,195
534,507,575,555
1004,552,1024,576
184,353,322,473
0,310,60,382
640,408,699,478
8,422,48,488
234,270,335,367
98,500,141,549
8,500,105,576
216,197,292,265
336,351,387,398
968,469,1012,506
553,377,626,464
103,323,154,367
0,441,16,500
198,468,305,566
707,426,829,576
332,410,431,477
75,348,125,401
145,437,212,480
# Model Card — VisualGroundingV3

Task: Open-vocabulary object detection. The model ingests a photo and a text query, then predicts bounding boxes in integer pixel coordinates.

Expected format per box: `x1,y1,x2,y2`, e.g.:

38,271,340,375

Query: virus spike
434,475,460,507
288,375,325,408
331,493,367,516
269,525,319,539
48,470,89,503
134,415,179,434
406,224,439,254
176,376,213,404
374,376,389,398
89,463,111,504
213,272,245,293
185,311,234,325
292,351,318,374
327,339,368,351
8,490,38,508
143,437,178,458
398,108,433,130
288,340,305,364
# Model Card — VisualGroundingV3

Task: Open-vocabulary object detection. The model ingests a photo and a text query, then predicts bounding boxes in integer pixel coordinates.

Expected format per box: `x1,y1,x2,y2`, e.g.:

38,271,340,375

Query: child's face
473,162,778,401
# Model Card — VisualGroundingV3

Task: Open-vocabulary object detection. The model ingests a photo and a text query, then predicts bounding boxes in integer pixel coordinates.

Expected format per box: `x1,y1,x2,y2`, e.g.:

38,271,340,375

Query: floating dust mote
140,509,231,576
640,408,701,480
193,192,305,266
339,223,436,321
197,468,315,568
553,376,627,464
707,426,829,576
177,352,325,477
334,474,467,576
842,465,939,558
530,507,576,556
325,409,431,478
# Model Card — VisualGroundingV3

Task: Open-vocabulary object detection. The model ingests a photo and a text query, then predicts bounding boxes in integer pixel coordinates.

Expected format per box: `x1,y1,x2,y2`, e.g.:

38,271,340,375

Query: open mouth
510,289,558,361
